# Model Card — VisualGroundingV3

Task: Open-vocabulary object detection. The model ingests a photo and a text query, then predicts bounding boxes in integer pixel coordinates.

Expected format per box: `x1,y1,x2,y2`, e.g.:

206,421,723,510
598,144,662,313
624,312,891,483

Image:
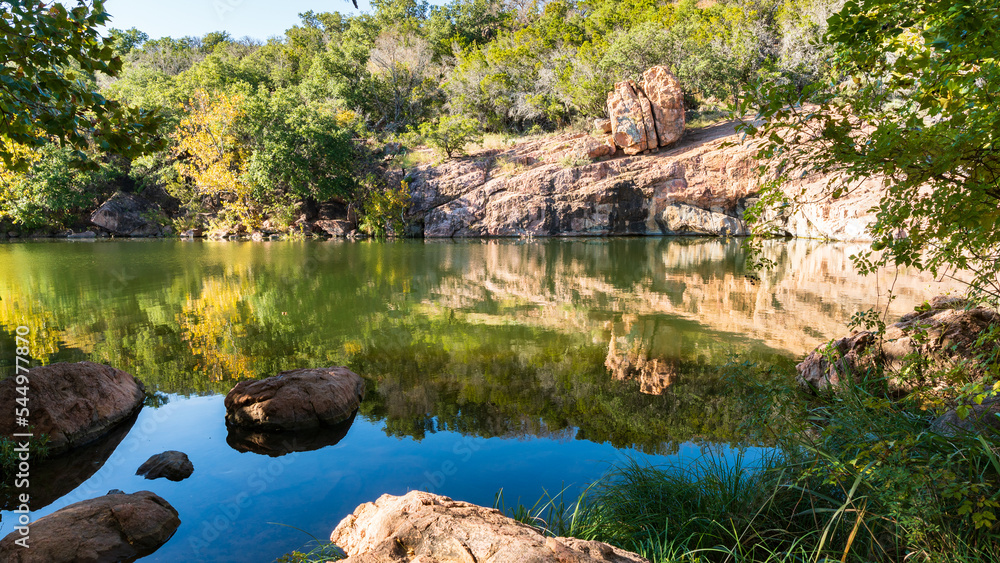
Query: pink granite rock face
330,491,650,563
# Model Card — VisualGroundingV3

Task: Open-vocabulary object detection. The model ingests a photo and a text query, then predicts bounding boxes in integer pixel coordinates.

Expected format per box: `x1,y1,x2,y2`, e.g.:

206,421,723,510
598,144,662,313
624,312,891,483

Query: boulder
594,118,612,134
797,298,1000,393
331,491,649,563
0,362,145,455
314,219,354,237
0,491,180,562
607,80,656,155
90,192,167,237
931,396,1000,437
641,66,685,147
136,450,194,481
224,367,365,431
67,231,97,239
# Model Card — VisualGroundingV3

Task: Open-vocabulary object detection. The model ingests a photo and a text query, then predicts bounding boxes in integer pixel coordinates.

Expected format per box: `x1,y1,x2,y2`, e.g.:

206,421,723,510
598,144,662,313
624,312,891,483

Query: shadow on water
226,411,357,457
1,411,139,511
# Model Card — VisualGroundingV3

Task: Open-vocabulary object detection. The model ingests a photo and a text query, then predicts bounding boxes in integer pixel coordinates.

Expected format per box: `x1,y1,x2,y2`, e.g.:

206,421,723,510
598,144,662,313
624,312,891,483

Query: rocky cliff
407,121,882,240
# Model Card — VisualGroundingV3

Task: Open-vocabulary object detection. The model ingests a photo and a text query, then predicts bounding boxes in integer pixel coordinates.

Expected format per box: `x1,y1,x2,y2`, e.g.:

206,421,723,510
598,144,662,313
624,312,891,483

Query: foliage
418,114,483,158
173,89,259,229
358,179,410,238
0,0,163,170
501,366,1000,562
0,140,117,229
737,0,1000,304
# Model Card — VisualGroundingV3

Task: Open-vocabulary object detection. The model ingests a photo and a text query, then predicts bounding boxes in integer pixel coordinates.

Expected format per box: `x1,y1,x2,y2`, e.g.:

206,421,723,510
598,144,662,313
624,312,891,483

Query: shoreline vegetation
3,0,1000,560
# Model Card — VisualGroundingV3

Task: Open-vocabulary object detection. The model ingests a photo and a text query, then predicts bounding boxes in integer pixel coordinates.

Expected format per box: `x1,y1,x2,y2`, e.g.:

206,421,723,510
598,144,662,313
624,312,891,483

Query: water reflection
226,413,357,457
0,411,138,511
0,238,959,453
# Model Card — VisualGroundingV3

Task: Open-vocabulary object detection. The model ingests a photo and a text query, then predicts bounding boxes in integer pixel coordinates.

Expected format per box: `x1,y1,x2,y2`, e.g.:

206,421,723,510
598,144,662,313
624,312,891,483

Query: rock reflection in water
226,412,357,457
0,411,138,511
606,317,679,395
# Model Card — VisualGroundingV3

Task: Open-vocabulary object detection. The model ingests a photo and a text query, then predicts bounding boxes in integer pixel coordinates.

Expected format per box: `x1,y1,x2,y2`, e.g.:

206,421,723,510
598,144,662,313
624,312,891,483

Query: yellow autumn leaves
174,90,261,230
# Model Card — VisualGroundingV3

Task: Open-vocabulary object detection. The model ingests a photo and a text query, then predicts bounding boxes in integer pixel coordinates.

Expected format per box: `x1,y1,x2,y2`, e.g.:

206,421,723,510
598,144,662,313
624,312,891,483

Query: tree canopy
0,0,162,169
739,0,1000,303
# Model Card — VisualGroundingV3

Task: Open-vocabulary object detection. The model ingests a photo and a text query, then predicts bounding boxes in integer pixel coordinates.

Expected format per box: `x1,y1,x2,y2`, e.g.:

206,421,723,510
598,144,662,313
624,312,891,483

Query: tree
0,1,162,169
418,114,483,157
738,0,1000,303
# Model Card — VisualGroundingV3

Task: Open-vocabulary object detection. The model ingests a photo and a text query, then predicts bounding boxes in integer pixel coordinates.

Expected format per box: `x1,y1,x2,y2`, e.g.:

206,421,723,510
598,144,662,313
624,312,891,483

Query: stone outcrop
641,67,685,147
224,367,365,431
136,450,194,481
90,192,170,237
0,491,180,562
0,361,145,455
797,297,1000,393
606,66,684,155
608,80,658,155
410,123,758,238
330,491,649,563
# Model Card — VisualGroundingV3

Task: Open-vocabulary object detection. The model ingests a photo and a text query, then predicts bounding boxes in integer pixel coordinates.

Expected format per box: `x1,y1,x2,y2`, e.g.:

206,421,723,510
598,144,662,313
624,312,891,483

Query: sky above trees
102,0,385,40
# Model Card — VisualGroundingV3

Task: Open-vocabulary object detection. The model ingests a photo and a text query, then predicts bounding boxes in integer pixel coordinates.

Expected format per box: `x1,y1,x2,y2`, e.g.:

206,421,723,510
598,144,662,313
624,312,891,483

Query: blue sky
102,0,376,41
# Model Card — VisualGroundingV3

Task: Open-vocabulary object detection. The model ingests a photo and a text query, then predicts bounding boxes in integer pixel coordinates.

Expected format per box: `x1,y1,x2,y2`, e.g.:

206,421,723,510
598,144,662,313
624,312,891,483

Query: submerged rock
136,450,194,481
0,491,180,562
0,361,145,455
331,491,649,563
224,366,365,431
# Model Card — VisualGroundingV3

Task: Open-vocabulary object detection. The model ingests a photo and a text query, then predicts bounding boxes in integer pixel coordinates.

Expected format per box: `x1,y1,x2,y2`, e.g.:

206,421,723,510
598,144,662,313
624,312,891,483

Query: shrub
418,115,484,158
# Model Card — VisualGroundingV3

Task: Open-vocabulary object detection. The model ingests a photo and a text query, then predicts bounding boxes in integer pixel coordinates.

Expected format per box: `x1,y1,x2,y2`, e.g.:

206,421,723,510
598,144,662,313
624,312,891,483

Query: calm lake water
0,238,959,561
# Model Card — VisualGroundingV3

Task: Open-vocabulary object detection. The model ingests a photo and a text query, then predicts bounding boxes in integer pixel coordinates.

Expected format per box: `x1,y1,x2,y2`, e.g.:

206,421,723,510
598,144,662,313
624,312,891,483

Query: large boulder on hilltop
642,66,685,147
0,491,180,562
91,191,169,237
0,361,145,455
608,80,657,155
797,297,1000,393
225,367,365,430
330,491,649,563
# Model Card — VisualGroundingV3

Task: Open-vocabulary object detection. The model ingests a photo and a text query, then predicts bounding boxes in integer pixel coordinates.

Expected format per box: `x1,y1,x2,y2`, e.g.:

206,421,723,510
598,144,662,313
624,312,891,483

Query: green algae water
0,238,958,561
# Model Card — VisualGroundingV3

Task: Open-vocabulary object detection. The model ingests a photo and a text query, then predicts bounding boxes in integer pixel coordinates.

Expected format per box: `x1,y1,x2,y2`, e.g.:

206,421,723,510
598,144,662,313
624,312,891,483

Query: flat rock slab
0,361,145,455
136,450,194,481
224,367,365,431
331,490,649,563
0,491,180,562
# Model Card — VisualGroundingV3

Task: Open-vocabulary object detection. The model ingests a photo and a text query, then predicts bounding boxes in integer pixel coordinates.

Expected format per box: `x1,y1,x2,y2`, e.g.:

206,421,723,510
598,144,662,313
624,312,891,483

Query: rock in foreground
0,361,145,455
225,367,365,430
330,490,649,563
0,491,180,562
136,450,194,481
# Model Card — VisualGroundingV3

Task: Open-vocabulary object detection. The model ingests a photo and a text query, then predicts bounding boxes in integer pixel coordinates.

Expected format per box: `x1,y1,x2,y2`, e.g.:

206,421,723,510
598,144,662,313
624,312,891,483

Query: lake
0,238,959,561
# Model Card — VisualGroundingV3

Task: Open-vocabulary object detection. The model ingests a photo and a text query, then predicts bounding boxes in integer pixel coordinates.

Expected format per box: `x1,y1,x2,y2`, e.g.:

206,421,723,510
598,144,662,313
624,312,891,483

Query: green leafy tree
0,0,163,169
739,0,1000,302
418,114,483,158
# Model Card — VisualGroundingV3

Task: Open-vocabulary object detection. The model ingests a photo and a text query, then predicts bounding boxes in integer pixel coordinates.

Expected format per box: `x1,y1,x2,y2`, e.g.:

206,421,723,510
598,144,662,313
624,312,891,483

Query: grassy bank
501,363,1000,562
